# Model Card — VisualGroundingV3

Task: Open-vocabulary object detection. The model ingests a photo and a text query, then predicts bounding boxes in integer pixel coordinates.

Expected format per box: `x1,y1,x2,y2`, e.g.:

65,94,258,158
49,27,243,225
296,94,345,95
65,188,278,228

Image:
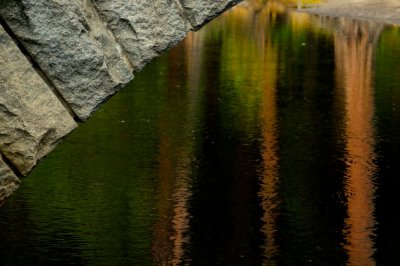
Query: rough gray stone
93,0,189,70
178,0,242,29
0,154,20,203
0,0,134,121
0,24,77,175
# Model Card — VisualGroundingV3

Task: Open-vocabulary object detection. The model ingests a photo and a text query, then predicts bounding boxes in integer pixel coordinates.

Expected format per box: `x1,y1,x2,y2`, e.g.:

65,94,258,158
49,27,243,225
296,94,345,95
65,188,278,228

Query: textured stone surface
0,24,77,175
93,0,189,70
0,154,20,203
0,0,134,120
178,0,242,29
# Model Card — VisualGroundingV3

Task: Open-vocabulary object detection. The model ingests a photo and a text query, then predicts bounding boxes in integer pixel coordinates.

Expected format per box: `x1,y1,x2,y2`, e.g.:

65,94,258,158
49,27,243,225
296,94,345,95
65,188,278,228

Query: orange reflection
152,135,193,265
151,107,192,266
184,31,205,114
151,35,204,264
221,3,283,263
169,151,193,266
334,18,382,266
152,132,177,264
260,41,280,266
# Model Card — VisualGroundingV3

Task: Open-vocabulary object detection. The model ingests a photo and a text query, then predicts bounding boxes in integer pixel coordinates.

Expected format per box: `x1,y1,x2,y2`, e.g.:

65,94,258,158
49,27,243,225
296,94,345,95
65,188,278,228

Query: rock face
94,0,190,71
0,24,78,175
179,0,243,29
0,0,242,121
0,0,134,121
0,154,20,204
0,0,242,201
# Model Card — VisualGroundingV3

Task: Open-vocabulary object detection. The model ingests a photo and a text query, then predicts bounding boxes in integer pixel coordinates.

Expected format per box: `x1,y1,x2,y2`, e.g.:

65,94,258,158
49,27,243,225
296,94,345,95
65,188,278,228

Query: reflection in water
373,25,400,265
259,43,280,265
218,3,284,263
152,31,206,265
333,18,382,265
236,3,283,264
2,1,400,265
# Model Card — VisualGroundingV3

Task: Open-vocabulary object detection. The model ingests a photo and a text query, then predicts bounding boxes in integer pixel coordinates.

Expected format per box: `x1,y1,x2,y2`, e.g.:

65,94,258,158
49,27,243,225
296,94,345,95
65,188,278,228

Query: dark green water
1,2,400,265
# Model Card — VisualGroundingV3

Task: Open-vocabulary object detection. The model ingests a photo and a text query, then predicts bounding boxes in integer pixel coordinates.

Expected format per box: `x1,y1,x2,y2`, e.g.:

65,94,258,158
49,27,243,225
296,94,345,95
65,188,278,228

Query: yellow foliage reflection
222,2,284,264
289,11,312,31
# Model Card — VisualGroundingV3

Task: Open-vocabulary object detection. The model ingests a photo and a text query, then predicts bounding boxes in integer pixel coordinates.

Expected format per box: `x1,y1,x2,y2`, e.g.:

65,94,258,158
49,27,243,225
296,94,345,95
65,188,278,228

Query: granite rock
0,154,20,203
0,24,77,175
0,0,134,121
93,0,189,70
178,0,242,29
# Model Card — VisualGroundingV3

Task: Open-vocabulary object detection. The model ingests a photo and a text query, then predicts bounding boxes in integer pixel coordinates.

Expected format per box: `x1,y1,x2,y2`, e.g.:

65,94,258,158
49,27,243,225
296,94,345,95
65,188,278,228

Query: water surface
1,1,400,265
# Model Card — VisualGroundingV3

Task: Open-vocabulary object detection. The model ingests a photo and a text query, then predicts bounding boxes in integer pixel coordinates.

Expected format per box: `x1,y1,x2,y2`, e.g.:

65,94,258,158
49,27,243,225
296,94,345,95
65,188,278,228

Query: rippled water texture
1,1,400,265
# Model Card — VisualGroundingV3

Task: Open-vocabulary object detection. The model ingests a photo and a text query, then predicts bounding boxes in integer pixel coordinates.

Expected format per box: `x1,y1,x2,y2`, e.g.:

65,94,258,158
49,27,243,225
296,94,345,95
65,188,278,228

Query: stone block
93,0,189,70
0,24,77,175
178,0,242,29
0,154,20,203
0,0,134,120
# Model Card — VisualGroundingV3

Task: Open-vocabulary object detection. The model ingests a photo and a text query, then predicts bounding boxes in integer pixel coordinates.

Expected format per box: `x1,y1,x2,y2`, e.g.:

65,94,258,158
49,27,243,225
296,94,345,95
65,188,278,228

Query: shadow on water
0,1,400,265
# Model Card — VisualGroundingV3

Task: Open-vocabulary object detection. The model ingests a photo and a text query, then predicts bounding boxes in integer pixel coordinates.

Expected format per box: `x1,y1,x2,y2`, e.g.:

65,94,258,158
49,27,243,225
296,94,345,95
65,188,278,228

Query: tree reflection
259,43,280,266
217,3,284,263
333,17,382,266
151,31,206,265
